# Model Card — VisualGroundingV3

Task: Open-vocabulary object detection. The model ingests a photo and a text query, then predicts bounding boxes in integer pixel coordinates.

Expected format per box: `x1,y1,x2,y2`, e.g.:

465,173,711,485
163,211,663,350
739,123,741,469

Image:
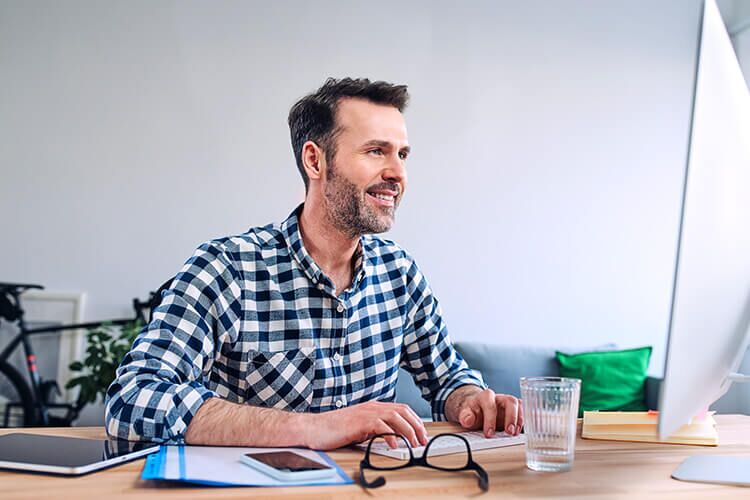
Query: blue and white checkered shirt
105,205,485,443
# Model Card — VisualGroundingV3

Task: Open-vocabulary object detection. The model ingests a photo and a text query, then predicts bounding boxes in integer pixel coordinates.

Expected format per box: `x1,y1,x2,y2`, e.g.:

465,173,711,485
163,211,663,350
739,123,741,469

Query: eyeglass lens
368,435,412,469
423,434,471,470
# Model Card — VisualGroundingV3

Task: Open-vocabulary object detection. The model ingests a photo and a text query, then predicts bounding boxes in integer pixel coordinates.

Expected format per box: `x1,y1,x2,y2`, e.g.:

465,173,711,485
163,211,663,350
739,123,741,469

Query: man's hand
445,385,523,438
301,401,429,450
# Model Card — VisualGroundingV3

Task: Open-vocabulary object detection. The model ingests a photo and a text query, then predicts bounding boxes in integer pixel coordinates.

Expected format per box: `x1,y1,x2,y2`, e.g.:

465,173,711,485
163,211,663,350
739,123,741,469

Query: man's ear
301,141,325,182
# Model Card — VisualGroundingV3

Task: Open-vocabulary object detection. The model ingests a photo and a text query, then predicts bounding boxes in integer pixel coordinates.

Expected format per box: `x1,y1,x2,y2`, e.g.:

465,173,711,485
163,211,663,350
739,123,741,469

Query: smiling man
105,78,523,449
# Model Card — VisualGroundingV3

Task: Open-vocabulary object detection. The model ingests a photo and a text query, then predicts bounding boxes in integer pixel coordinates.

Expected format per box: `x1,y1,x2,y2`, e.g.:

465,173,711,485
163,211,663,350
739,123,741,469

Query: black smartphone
240,451,337,481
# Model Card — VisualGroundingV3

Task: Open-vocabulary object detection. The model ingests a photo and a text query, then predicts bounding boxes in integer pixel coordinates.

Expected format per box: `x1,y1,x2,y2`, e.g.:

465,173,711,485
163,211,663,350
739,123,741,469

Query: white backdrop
0,0,720,384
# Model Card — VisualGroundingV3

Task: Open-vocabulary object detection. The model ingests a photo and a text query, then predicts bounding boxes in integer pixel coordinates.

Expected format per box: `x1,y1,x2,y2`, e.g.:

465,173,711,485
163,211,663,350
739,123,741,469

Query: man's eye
398,151,409,160
368,149,384,156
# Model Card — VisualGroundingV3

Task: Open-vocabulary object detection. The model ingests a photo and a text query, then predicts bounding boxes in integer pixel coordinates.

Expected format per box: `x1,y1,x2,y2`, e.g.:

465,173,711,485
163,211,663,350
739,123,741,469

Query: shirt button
335,400,343,408
317,283,324,290
333,352,341,362
336,304,344,313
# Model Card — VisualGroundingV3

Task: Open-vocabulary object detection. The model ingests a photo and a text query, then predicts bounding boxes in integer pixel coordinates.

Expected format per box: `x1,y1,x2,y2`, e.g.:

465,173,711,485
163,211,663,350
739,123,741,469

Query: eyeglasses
359,432,489,492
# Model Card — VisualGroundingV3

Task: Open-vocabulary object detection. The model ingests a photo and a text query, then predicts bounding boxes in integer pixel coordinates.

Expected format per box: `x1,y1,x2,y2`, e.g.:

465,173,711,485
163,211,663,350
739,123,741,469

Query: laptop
0,433,159,475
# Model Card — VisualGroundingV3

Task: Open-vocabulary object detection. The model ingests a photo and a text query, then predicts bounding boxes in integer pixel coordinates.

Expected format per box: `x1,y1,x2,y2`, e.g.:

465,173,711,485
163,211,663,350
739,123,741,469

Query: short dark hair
288,77,410,191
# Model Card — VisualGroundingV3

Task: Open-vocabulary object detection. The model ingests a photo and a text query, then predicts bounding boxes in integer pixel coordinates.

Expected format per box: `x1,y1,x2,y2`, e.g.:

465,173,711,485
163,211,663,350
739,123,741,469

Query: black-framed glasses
359,433,489,492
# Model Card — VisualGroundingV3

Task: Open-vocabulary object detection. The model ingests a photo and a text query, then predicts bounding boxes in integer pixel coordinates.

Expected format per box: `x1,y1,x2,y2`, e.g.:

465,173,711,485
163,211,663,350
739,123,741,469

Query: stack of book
582,410,718,446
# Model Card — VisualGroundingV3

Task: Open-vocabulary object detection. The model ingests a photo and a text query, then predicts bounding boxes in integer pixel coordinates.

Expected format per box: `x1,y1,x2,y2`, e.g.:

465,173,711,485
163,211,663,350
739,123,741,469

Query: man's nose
382,153,406,184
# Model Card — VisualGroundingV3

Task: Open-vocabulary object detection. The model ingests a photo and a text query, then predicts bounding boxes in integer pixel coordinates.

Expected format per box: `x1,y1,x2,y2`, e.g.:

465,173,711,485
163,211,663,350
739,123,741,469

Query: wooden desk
1,415,748,499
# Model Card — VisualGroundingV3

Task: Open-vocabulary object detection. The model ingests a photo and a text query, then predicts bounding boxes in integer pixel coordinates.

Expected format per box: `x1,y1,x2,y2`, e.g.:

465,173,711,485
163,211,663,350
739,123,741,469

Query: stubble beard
324,160,398,238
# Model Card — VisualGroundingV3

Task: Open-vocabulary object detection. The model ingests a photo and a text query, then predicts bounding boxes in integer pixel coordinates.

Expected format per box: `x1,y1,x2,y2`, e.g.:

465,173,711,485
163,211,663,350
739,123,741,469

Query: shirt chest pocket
245,347,316,412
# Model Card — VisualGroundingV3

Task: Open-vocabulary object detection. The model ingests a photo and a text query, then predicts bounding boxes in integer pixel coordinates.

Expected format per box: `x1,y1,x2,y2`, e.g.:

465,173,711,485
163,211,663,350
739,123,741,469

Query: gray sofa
395,342,662,419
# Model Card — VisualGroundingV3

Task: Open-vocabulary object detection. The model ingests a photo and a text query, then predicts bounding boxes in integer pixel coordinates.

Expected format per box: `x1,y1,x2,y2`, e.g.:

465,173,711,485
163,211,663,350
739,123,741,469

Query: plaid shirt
105,205,484,443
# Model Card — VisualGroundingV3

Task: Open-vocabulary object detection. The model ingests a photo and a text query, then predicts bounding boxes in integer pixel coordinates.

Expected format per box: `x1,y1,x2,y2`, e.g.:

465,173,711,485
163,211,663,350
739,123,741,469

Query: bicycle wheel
0,361,36,427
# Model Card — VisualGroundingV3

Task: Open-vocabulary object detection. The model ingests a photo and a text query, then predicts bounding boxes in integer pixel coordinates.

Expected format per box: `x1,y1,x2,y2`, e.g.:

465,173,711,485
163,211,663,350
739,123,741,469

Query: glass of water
520,377,581,472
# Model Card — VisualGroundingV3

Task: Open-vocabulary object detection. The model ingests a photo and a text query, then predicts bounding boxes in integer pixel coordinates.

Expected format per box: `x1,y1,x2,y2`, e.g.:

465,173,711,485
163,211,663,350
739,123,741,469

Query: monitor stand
672,456,750,486
672,373,749,486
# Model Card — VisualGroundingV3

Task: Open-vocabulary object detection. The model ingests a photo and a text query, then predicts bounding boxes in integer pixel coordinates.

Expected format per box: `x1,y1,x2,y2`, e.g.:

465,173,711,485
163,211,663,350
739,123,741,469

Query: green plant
66,321,143,407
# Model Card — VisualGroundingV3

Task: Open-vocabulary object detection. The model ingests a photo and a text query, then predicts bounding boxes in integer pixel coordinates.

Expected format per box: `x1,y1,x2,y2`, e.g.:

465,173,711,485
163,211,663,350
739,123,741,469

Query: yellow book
582,411,718,446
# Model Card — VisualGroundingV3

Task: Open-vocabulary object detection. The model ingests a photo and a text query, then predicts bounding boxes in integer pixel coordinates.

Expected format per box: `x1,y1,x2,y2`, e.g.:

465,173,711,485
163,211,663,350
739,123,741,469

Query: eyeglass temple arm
359,462,387,489
469,461,489,492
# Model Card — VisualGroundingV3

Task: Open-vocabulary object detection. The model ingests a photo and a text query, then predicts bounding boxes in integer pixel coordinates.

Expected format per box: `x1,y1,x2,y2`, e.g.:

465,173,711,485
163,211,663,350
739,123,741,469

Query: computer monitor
657,0,750,484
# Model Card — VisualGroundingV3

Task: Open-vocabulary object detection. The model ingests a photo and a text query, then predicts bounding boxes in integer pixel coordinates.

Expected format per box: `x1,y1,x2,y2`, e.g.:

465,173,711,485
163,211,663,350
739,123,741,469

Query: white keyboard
358,431,525,460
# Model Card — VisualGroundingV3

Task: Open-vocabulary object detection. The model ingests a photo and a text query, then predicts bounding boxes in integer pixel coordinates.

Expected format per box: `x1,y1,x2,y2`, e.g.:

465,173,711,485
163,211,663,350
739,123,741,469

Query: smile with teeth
367,190,397,208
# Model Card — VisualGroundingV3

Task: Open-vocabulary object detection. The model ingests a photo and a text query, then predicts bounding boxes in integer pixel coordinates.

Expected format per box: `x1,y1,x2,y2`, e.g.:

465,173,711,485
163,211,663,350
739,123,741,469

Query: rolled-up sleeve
104,241,242,443
400,255,486,421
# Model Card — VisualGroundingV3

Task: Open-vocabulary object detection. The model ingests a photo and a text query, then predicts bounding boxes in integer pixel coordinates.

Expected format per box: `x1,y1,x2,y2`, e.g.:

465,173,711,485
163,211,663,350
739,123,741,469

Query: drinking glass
520,376,581,472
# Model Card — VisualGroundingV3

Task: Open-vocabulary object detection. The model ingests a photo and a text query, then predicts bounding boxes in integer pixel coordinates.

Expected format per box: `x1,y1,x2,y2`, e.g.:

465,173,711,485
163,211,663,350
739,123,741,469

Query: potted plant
66,321,142,408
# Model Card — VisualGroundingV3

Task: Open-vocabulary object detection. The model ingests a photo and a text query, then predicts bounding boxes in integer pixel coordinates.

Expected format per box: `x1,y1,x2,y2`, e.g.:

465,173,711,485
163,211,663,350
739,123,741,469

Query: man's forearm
184,397,309,447
444,384,483,423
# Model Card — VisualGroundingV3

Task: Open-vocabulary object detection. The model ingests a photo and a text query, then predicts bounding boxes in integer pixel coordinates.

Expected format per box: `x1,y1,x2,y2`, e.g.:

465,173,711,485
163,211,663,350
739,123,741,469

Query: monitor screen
658,0,750,439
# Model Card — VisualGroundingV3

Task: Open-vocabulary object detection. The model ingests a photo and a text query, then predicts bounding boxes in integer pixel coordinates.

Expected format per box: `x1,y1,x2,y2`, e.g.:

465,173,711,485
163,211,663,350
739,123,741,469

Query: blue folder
142,445,354,487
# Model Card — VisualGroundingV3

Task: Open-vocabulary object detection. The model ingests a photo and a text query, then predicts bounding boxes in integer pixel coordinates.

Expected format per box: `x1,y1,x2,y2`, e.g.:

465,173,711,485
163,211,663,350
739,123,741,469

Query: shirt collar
281,204,369,290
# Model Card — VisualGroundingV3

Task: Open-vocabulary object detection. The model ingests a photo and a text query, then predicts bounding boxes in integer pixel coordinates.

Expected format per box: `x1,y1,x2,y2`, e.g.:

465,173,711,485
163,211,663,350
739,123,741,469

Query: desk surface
0,415,748,499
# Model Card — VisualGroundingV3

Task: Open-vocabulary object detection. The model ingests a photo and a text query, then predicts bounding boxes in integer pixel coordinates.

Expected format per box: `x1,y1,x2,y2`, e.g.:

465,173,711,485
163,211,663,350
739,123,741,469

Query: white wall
731,12,750,84
720,0,750,82
1,0,705,383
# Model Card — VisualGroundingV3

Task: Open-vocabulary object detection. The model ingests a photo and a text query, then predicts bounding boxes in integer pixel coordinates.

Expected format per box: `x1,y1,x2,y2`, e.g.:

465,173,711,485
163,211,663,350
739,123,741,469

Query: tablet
0,433,159,475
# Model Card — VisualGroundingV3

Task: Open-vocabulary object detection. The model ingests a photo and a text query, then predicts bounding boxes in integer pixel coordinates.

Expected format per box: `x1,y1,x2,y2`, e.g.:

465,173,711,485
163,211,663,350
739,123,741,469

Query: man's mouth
366,189,398,208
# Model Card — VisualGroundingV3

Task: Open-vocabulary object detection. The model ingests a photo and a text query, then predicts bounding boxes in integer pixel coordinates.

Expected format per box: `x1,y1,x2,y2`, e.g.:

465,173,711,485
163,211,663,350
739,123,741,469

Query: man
105,78,523,449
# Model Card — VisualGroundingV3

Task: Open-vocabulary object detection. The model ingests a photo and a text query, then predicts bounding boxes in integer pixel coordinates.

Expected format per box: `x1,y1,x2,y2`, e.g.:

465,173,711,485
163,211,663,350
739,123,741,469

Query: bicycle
0,282,158,427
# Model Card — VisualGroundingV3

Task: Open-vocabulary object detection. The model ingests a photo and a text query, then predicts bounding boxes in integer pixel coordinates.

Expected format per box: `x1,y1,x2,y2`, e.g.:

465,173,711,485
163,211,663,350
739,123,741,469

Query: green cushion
556,347,652,416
